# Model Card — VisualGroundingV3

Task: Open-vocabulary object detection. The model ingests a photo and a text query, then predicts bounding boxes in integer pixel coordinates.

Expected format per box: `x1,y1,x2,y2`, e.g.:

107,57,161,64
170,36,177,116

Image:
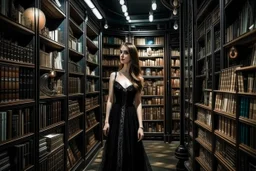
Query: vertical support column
175,0,189,170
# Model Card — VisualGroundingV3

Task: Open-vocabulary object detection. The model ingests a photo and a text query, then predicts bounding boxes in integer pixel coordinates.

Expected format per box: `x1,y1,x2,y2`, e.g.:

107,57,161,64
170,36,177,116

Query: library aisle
85,141,179,171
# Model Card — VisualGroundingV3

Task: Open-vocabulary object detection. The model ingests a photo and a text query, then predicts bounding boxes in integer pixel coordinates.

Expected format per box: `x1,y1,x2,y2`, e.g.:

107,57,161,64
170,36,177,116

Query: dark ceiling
96,0,177,25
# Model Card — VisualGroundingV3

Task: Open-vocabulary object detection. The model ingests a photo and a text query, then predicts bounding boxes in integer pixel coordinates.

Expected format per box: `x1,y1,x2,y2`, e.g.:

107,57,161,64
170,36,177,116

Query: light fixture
122,5,127,13
173,21,178,30
124,12,128,16
84,0,103,20
149,11,153,22
84,0,95,8
92,8,102,19
104,20,108,29
126,16,130,20
173,0,178,7
120,0,125,5
173,8,177,15
152,1,157,10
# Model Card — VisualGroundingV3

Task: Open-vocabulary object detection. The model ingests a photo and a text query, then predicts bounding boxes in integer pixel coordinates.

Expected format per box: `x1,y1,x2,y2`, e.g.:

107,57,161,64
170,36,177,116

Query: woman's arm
103,72,115,136
134,77,144,141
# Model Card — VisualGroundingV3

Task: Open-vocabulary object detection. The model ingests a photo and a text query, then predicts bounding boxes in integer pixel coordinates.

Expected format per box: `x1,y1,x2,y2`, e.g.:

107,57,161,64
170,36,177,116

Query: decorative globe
23,7,46,31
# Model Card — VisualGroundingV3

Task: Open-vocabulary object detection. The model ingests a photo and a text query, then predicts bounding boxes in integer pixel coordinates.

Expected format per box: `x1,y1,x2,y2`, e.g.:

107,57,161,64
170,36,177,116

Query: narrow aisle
85,141,179,171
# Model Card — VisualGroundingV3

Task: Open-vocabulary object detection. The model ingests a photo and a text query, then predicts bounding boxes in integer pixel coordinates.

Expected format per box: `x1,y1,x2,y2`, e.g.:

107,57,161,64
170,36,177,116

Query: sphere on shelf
23,7,46,31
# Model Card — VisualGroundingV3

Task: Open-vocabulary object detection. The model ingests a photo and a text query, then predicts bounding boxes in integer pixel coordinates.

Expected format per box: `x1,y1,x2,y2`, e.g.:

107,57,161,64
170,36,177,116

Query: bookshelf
132,33,165,140
190,0,256,170
0,0,102,170
101,32,127,130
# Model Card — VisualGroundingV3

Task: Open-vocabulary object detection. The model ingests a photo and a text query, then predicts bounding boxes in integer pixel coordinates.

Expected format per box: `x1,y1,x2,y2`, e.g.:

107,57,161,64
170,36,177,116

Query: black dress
99,72,152,171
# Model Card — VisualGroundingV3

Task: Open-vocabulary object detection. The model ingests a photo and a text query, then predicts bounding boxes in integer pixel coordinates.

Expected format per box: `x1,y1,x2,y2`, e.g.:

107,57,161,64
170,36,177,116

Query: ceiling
95,0,178,26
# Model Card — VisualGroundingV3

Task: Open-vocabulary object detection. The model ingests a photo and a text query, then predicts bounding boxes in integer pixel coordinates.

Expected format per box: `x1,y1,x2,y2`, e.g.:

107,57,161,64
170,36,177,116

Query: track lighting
121,5,127,13
149,11,153,22
120,0,124,5
173,21,178,30
104,21,108,29
84,0,102,19
152,0,157,10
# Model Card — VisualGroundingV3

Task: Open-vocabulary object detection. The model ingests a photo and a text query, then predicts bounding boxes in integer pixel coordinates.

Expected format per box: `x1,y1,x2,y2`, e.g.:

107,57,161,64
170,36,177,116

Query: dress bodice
114,80,137,106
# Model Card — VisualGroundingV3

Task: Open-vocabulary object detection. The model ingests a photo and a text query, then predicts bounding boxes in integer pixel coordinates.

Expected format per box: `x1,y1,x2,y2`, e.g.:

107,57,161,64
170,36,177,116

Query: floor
84,141,179,171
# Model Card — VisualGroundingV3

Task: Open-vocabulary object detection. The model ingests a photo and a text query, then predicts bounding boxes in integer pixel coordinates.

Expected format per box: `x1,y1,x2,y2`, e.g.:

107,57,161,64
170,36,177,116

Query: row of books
103,37,123,45
102,59,120,66
39,101,62,129
199,147,212,169
218,116,237,140
197,108,212,127
0,108,31,142
134,37,164,45
142,85,164,95
86,111,98,129
142,108,164,120
68,100,81,118
142,69,164,77
215,93,236,115
216,138,236,168
139,58,164,67
85,96,99,109
198,128,212,146
68,77,81,94
67,140,81,170
0,66,33,102
68,118,81,138
40,50,63,70
102,48,121,56
143,122,164,132
240,123,256,149
141,98,164,105
137,49,164,57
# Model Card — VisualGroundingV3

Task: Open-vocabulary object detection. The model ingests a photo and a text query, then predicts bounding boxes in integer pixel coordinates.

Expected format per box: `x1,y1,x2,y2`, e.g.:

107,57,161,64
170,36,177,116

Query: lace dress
99,72,152,171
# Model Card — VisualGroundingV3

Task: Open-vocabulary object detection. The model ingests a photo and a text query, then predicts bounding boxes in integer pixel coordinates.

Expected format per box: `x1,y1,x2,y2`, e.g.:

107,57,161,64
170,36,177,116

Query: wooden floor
84,141,179,171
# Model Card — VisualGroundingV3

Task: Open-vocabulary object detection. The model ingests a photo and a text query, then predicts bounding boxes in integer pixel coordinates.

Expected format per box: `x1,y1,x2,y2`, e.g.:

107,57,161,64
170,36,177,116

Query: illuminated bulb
173,21,178,30
152,2,157,10
173,0,178,7
121,5,127,13
104,22,108,29
126,16,130,20
173,8,177,15
149,13,153,22
124,12,128,16
120,0,124,5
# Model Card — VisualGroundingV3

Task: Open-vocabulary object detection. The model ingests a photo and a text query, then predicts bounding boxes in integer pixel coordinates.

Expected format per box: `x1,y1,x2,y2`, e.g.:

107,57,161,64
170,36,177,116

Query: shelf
140,66,164,68
239,144,256,158
69,112,84,121
144,132,163,136
69,48,84,59
196,74,206,78
102,65,119,68
86,37,98,53
224,29,256,48
143,120,164,122
69,18,83,37
86,141,100,157
40,121,65,133
194,120,212,132
170,66,180,68
237,92,256,96
239,117,256,127
143,76,164,79
139,56,164,59
196,0,217,23
40,94,66,100
213,90,236,94
0,14,35,35
214,110,236,120
86,60,99,67
142,104,164,107
68,158,84,171
0,99,35,108
86,105,100,112
86,91,100,95
142,95,164,97
103,43,122,47
0,133,34,148
195,103,212,110
40,67,65,73
24,165,34,171
215,151,236,171
203,89,212,92
236,65,256,72
70,2,84,24
41,0,66,19
46,143,65,157
195,157,211,171
86,75,100,79
196,137,212,153
103,54,119,57
135,44,163,48
69,94,84,98
68,130,83,141
0,59,34,68
69,71,84,76
40,35,65,50
214,130,236,146
86,122,100,133
171,56,180,59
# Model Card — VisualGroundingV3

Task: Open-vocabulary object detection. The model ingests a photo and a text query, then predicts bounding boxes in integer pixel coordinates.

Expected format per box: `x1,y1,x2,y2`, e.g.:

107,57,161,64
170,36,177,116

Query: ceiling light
120,0,125,5
126,16,130,20
149,12,153,22
173,21,178,30
104,21,108,29
122,5,127,13
92,8,102,19
124,12,128,16
84,0,95,8
173,8,177,15
152,2,157,10
173,0,178,7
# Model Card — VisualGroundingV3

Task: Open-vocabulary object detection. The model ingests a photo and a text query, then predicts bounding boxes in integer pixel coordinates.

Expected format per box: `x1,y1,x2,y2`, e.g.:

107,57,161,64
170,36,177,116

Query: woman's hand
138,127,144,142
103,123,110,136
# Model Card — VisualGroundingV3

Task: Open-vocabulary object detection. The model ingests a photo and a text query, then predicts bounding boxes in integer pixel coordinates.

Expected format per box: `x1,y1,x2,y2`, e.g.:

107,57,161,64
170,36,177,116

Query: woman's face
120,45,131,64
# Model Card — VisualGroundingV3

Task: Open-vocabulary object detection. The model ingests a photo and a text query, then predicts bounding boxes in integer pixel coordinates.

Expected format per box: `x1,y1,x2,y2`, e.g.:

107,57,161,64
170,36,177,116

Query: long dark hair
119,42,143,92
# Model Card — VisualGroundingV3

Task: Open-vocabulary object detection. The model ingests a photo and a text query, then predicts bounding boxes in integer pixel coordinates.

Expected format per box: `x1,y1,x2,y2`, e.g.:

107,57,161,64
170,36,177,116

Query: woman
99,42,152,171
